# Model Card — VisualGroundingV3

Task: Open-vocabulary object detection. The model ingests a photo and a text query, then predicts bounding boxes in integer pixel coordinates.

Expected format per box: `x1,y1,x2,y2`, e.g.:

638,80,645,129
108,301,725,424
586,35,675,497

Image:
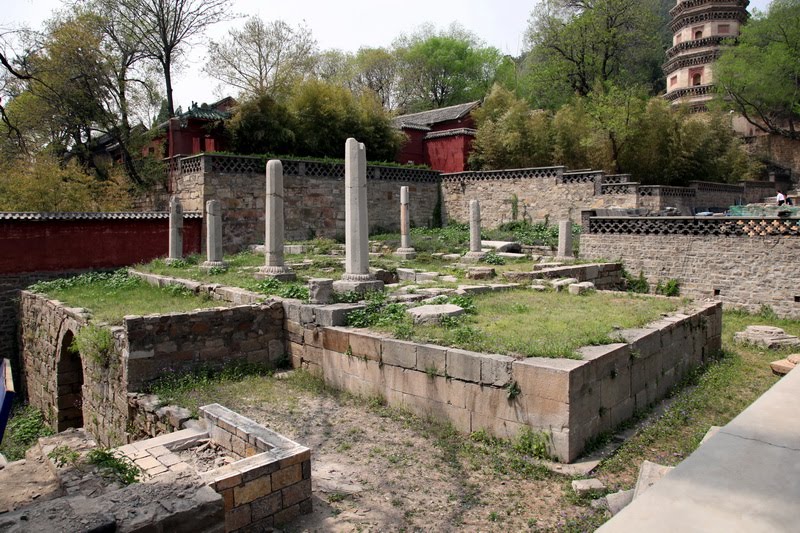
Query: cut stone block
461,251,487,263
531,284,548,291
332,279,384,295
442,254,462,261
481,240,521,253
734,326,800,349
568,281,595,295
466,267,496,280
284,244,308,255
633,460,674,499
551,278,579,291
788,354,800,365
440,275,458,283
497,252,527,259
407,304,464,325
572,478,606,496
770,359,795,375
605,489,634,515
415,272,440,282
308,278,333,304
455,285,492,295
396,268,417,281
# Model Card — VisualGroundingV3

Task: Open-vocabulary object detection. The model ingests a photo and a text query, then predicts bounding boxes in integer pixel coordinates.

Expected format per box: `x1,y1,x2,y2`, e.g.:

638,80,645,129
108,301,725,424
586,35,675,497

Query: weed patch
0,405,54,460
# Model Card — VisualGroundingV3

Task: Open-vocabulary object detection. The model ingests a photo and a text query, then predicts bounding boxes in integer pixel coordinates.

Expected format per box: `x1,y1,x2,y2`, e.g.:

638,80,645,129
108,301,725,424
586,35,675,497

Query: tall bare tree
114,0,233,117
204,17,316,101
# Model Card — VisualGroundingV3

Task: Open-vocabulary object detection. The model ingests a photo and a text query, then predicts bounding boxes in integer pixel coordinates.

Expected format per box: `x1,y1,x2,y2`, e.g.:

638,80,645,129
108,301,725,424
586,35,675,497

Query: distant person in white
777,191,786,206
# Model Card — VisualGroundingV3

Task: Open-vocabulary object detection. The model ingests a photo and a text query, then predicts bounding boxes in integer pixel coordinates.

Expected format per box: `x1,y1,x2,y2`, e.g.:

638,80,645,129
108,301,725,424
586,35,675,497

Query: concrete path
599,367,800,532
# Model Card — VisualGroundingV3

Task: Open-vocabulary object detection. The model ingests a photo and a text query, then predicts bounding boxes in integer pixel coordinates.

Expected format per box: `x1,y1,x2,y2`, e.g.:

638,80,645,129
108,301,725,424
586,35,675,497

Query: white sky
3,0,774,109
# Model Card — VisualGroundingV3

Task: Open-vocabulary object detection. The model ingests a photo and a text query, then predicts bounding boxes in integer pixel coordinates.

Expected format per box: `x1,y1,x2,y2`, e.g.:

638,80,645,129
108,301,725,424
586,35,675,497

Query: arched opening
57,331,84,431
692,73,702,86
694,30,703,39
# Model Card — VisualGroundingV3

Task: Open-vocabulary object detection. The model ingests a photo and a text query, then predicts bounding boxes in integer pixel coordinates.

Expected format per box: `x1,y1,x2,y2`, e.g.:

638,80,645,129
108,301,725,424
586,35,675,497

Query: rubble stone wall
581,231,800,318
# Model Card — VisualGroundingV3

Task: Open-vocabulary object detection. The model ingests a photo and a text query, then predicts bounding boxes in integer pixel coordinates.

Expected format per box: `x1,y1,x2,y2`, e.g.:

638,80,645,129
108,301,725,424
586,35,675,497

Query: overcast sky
4,0,773,109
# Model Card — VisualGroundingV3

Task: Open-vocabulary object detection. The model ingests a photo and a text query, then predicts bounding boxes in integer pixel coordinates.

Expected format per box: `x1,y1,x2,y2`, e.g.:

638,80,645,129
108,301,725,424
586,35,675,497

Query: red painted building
144,97,236,159
393,101,480,173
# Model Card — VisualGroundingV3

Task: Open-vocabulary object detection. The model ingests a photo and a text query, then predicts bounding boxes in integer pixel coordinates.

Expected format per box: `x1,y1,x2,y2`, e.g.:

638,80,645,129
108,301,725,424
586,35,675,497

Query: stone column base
255,266,296,281
164,257,184,265
200,260,227,271
332,279,384,295
461,251,487,263
555,255,575,262
393,248,417,260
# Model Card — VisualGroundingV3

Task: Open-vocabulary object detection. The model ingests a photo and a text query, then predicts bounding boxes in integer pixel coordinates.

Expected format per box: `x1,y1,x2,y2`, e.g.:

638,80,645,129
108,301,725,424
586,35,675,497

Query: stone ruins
256,160,295,281
201,199,226,271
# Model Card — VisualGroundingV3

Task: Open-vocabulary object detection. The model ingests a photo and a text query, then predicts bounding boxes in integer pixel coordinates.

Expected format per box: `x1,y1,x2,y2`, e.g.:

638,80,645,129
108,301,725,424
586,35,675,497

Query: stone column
333,138,383,294
394,186,416,259
463,199,486,261
166,196,183,264
257,160,295,281
557,219,574,260
201,199,226,270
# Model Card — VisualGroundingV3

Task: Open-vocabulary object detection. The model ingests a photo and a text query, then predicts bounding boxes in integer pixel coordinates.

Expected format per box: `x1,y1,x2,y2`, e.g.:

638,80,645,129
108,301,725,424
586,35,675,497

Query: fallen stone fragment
407,304,464,325
481,240,521,253
788,354,800,365
605,489,634,515
568,281,595,295
633,460,674,499
551,278,579,291
530,284,549,291
571,478,606,496
733,325,800,349
770,359,795,375
466,267,496,280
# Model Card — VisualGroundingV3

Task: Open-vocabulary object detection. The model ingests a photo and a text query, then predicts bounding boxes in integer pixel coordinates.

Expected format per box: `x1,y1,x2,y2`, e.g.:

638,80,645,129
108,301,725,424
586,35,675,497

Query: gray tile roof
0,212,203,221
392,101,480,129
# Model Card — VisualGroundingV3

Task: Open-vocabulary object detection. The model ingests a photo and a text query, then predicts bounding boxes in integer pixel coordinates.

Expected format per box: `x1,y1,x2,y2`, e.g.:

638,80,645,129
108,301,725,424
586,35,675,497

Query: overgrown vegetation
72,324,115,368
29,270,219,324
655,279,680,297
623,269,650,294
0,405,54,461
365,289,677,359
87,448,142,485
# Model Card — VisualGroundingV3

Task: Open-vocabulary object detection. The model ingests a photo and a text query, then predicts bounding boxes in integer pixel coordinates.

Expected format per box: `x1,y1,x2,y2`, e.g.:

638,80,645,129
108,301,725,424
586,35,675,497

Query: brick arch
56,330,84,431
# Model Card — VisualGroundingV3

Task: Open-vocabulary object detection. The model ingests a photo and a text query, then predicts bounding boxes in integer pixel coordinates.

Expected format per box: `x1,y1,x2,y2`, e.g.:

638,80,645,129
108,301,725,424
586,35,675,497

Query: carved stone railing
665,84,714,102
638,186,697,198
666,36,728,59
690,181,744,193
670,0,749,18
603,174,633,184
561,170,604,184
441,166,564,183
670,10,748,33
663,50,720,75
587,216,800,237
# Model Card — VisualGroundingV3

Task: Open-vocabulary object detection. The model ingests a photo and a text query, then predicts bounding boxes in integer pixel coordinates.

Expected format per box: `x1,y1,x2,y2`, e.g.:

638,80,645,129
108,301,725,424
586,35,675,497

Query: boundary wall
580,214,800,318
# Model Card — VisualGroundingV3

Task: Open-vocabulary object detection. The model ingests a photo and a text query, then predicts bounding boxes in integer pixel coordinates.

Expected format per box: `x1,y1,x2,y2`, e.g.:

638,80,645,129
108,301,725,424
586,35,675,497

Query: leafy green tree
714,0,800,139
394,24,502,111
350,47,400,110
226,94,296,155
204,17,317,101
524,0,664,109
469,85,554,170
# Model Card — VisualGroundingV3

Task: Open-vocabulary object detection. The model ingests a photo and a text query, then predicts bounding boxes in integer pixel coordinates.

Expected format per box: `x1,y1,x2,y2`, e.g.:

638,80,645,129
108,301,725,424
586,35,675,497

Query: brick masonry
580,232,800,318
285,300,722,462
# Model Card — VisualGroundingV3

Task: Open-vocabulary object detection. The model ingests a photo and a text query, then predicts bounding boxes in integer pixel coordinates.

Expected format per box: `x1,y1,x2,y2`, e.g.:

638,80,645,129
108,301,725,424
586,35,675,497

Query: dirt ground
211,375,606,532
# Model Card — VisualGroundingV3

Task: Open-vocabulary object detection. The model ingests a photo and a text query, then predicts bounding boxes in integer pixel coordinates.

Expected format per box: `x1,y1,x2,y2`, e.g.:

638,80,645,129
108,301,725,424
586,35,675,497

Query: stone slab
407,304,464,325
770,359,795,375
331,280,384,295
572,478,606,496
481,240,522,253
734,325,800,349
568,281,595,295
551,278,579,291
633,460,674,499
466,267,496,280
605,489,634,515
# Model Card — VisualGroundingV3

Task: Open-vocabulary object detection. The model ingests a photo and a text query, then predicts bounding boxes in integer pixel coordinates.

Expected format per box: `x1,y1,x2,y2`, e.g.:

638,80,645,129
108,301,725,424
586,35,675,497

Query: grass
370,289,679,359
29,270,222,325
0,404,54,461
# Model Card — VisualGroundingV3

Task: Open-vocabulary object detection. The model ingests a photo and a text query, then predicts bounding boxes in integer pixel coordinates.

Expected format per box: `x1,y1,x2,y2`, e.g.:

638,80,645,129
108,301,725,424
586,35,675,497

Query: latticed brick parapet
586,216,800,237
669,0,750,18
167,154,441,183
666,36,729,59
441,166,564,183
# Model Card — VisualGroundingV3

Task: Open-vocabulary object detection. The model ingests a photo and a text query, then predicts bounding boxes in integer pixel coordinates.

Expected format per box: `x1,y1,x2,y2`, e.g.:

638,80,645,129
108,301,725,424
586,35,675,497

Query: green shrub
655,279,680,297
87,448,142,485
0,405,54,461
624,270,650,294
482,250,506,265
72,325,115,368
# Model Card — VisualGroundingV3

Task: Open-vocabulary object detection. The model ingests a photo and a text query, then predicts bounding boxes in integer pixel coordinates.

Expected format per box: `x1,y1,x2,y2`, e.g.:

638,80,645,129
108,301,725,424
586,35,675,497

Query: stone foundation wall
580,219,800,318
124,302,286,390
501,262,623,289
284,300,721,462
200,404,312,531
18,292,129,446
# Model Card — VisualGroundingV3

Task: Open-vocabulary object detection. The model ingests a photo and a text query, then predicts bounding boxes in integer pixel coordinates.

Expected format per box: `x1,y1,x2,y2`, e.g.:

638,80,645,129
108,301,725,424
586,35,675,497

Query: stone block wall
200,404,312,531
581,217,800,318
18,292,129,446
501,262,623,289
284,301,721,462
124,302,286,390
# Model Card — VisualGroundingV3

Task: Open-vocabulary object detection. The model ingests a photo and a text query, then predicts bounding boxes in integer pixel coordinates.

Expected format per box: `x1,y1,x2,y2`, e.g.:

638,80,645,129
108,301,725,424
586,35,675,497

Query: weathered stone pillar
257,160,295,281
394,186,416,259
463,199,486,261
201,199,226,270
333,138,383,294
166,195,183,264
557,219,574,260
